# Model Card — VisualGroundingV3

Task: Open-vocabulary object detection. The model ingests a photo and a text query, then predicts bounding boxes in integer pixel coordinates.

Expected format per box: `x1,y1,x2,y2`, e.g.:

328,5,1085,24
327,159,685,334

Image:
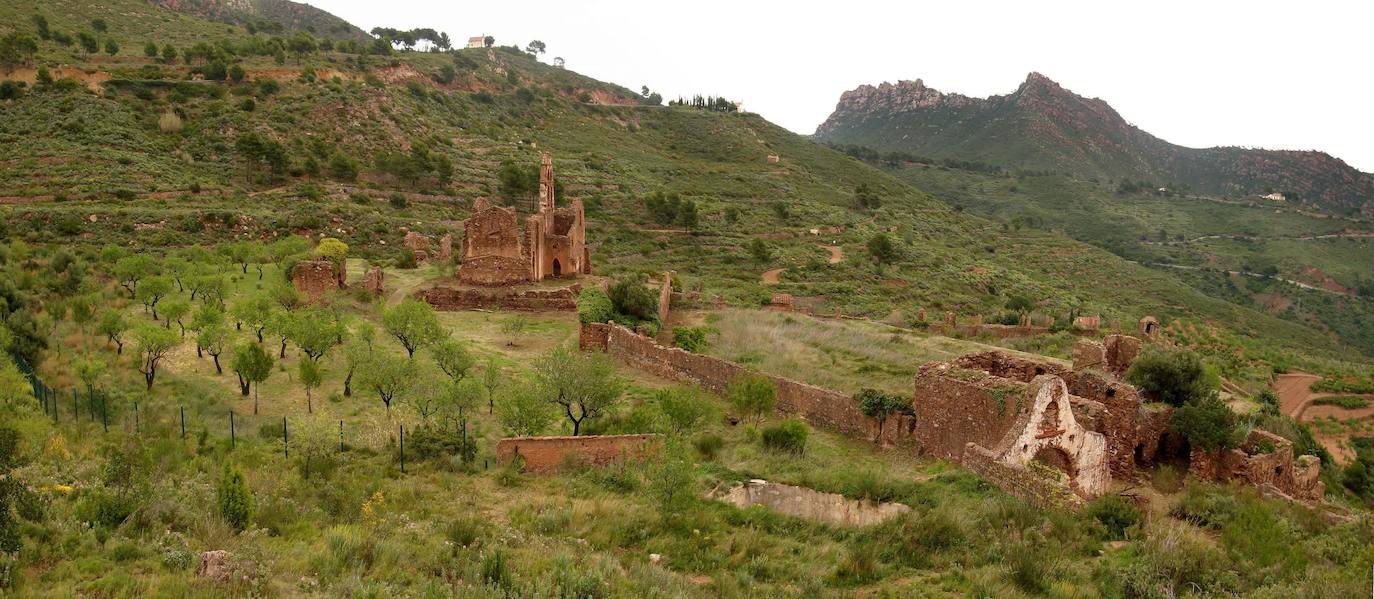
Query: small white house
1262,192,1286,202
466,35,487,49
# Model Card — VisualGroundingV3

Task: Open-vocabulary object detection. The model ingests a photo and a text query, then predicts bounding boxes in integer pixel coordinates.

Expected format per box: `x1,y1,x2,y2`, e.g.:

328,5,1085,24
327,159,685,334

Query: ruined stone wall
1188,430,1324,502
292,258,340,303
458,255,532,286
952,324,1052,339
953,352,1075,385
657,272,673,325
419,284,579,312
583,322,908,443
496,434,662,473
962,443,1085,509
911,362,1027,461
463,207,524,260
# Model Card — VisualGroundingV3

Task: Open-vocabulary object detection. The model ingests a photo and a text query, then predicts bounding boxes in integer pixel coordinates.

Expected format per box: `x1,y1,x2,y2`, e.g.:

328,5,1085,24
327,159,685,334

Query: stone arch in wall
991,375,1108,499
552,258,562,277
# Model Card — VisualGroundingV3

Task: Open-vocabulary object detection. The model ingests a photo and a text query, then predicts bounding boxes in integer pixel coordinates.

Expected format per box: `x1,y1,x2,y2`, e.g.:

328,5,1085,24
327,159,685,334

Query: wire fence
12,352,488,474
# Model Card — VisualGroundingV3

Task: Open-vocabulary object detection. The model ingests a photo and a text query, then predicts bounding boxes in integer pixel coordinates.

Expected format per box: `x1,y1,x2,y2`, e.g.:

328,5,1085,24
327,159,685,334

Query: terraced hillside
1,0,1370,373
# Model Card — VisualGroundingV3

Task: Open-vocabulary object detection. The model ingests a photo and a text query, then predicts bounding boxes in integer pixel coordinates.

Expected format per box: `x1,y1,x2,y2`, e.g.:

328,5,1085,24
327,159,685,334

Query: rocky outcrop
816,72,1374,216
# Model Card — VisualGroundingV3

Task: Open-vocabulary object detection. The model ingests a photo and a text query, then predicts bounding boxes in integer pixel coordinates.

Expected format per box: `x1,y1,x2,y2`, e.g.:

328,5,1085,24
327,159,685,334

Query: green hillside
1,1,1373,597
2,0,1368,369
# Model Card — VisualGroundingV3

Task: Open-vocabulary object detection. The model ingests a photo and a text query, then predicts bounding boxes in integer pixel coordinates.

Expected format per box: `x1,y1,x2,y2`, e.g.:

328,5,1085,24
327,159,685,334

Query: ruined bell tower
538,152,555,213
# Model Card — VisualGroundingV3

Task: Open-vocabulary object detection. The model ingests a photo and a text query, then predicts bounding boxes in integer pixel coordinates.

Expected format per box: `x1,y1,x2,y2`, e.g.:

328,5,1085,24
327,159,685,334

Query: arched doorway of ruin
1032,446,1076,482
552,259,562,277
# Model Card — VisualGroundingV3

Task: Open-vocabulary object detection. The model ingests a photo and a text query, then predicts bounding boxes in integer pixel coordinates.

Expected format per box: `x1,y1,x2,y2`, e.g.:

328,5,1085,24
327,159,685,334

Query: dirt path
761,268,786,285
1275,373,1322,418
821,244,843,264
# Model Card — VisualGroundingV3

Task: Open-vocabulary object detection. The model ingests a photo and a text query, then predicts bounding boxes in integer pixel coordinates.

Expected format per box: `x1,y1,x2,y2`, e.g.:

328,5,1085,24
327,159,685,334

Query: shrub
576,286,613,324
658,387,709,435
395,250,417,270
692,433,724,460
1126,346,1217,407
672,326,709,353
607,277,658,322
727,372,776,424
1311,395,1370,409
215,463,253,532
760,418,808,455
1254,389,1282,415
480,547,511,588
75,491,136,530
388,193,408,209
1085,495,1141,540
1170,395,1239,451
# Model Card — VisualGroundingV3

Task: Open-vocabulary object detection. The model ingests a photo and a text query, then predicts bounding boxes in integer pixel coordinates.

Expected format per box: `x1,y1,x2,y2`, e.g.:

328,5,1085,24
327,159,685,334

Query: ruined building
911,334,1323,507
458,152,591,286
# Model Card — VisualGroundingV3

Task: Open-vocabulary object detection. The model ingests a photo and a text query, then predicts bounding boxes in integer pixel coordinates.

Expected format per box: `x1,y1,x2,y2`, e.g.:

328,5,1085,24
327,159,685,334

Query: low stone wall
580,322,909,444
418,284,579,312
496,434,662,473
962,443,1085,509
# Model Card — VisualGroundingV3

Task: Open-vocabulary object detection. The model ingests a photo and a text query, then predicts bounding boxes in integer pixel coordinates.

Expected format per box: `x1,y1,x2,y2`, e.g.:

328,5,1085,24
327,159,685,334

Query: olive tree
357,351,416,417
231,340,274,414
533,345,623,436
727,372,776,425
134,325,180,390
382,299,444,358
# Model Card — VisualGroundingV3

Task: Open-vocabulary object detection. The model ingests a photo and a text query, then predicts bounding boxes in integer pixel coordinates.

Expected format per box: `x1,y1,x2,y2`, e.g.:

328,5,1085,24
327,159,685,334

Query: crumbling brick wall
580,322,910,444
657,272,673,325
418,284,579,312
292,258,341,303
953,351,1074,384
1188,430,1324,502
962,443,1086,509
496,434,662,473
912,362,1028,461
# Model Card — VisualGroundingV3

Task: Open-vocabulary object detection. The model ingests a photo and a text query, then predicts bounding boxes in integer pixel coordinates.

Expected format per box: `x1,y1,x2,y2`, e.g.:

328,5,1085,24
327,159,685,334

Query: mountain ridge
815,73,1374,216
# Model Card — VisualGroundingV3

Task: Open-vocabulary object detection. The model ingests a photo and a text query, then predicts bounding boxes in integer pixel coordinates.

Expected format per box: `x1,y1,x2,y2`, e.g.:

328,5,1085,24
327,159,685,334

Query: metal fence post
230,411,236,449
399,424,405,474
134,402,139,433
180,406,186,440
283,416,288,459
101,394,107,433
338,420,343,452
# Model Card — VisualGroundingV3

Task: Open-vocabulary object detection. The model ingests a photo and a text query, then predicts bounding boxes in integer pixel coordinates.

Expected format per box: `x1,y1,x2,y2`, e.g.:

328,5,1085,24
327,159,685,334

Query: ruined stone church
458,152,591,286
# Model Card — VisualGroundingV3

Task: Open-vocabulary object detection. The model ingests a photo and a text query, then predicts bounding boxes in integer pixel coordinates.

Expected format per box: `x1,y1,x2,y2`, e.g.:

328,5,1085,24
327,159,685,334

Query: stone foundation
418,284,580,312
712,479,911,527
496,434,662,473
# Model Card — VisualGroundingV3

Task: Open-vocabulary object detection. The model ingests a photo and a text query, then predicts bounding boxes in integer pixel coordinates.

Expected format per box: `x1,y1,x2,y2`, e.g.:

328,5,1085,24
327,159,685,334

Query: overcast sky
311,0,1374,172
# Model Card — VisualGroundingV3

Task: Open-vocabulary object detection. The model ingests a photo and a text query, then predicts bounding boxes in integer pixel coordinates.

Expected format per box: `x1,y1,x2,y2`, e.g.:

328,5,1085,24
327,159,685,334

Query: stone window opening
552,258,562,277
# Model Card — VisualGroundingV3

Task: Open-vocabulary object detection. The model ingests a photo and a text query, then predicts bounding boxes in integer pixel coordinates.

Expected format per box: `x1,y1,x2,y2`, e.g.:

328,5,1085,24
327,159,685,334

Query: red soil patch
820,244,843,264
761,268,786,284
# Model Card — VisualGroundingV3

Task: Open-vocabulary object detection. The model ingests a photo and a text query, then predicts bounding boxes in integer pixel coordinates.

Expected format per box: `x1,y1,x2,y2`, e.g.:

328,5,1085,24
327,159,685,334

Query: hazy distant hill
816,73,1374,217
